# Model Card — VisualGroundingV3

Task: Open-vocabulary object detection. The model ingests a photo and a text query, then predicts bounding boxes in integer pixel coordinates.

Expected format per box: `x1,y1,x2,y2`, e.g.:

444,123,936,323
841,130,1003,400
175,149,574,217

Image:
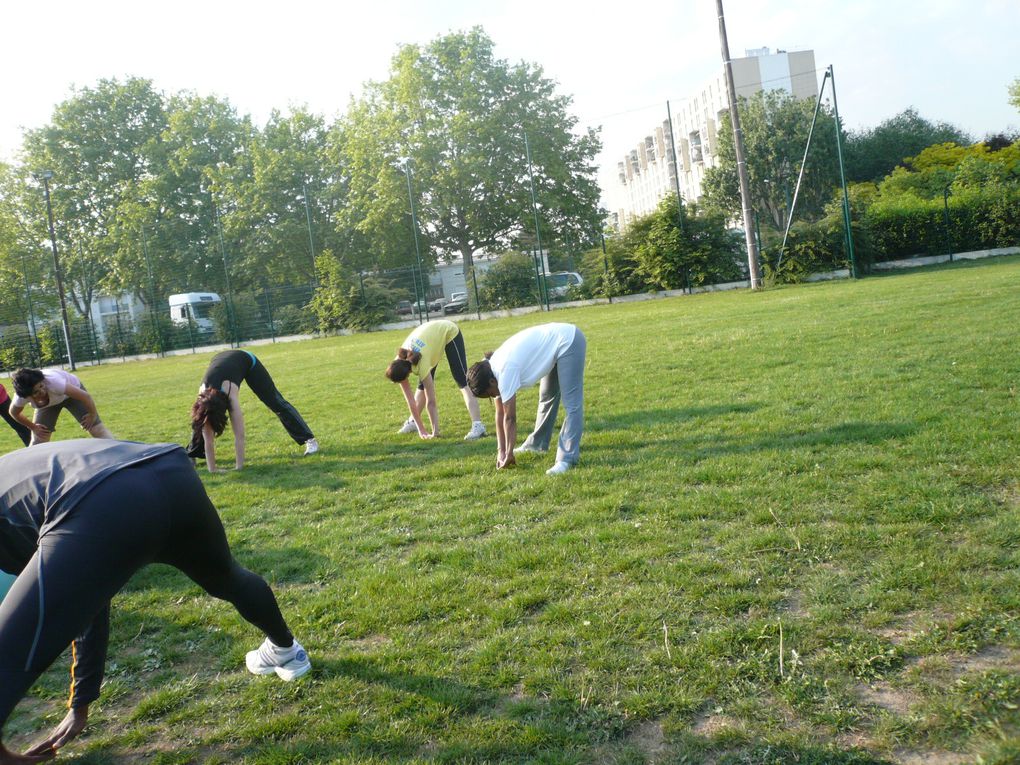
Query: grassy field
5,256,1020,764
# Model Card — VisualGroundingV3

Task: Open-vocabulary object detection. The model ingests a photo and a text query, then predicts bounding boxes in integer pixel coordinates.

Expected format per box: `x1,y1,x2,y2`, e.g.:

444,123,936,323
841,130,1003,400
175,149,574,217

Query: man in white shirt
467,323,586,475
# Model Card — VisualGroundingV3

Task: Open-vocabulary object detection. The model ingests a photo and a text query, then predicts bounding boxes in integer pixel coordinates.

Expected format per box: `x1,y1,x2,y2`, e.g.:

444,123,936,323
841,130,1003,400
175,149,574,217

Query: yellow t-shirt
403,320,460,378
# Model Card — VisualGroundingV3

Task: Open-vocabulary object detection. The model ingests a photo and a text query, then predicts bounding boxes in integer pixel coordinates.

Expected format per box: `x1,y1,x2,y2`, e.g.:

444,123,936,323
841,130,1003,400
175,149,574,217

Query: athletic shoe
246,638,311,681
463,421,487,440
303,438,319,456
513,443,547,455
546,461,573,476
398,418,417,434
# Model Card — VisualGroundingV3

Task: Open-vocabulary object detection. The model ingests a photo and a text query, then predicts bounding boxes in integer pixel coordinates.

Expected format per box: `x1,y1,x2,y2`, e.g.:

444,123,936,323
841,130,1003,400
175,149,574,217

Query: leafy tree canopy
844,108,970,183
337,27,604,275
700,89,841,230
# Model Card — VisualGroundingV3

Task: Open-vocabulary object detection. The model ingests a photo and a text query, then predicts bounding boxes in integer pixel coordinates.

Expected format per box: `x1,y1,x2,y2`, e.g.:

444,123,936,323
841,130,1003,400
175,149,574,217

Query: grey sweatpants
519,328,586,465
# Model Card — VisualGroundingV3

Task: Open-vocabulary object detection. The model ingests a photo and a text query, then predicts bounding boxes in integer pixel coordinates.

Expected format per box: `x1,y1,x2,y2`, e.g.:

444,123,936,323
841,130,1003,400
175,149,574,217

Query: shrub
478,253,540,309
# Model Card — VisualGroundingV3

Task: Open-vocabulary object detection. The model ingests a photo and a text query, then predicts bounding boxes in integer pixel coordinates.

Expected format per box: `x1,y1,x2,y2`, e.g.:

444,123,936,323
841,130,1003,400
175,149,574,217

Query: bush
478,253,540,309
309,252,392,331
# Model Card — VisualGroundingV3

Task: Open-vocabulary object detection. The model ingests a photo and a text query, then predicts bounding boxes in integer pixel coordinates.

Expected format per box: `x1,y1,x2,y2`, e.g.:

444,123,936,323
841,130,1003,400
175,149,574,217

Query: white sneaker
398,418,417,434
246,638,311,681
303,438,319,456
463,421,486,440
546,461,573,476
514,443,547,455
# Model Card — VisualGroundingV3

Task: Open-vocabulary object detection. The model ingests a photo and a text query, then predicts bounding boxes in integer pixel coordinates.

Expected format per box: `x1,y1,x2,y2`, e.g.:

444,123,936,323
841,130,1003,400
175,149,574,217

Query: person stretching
0,439,310,764
187,350,318,472
9,368,113,446
467,323,586,476
0,383,30,448
385,319,486,441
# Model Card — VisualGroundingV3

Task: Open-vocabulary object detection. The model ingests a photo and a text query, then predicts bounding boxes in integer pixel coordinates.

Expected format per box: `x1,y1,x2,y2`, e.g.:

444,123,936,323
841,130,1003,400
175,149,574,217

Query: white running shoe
463,421,487,440
398,418,417,434
514,443,547,455
245,638,311,681
546,461,573,476
303,438,319,456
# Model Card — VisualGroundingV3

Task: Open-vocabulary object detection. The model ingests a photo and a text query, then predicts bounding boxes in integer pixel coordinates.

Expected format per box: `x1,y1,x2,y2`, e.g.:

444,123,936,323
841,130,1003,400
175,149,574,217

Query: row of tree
0,27,603,335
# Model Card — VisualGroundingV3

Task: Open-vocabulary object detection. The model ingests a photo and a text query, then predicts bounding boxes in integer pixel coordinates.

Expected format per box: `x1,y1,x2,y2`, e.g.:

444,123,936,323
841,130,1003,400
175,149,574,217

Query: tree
629,197,744,290
844,108,971,183
19,78,169,316
478,252,539,308
1009,78,1020,113
701,89,841,230
338,27,603,278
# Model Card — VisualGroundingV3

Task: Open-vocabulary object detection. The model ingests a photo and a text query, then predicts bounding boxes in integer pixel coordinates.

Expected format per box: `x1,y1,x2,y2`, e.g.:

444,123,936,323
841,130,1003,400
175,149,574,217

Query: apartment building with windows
607,47,817,230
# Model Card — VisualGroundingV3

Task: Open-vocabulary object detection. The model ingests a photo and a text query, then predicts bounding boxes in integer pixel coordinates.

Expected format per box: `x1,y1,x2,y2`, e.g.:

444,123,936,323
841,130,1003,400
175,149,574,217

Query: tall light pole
396,158,429,323
301,182,317,283
715,0,762,289
34,171,76,369
523,131,550,310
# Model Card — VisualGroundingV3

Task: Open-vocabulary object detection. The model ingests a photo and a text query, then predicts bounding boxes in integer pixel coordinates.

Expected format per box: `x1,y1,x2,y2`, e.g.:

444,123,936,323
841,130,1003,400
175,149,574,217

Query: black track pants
0,450,293,727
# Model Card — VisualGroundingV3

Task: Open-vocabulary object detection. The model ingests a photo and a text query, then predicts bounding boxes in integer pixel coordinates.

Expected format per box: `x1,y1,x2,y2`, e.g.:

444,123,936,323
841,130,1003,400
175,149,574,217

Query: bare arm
62,384,100,430
202,423,219,473
398,379,428,437
494,395,517,469
9,402,46,437
420,374,439,438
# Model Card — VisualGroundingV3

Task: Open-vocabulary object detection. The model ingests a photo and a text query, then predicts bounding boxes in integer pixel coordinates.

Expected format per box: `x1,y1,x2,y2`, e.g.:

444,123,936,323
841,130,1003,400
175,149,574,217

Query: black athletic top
0,440,179,575
203,350,257,392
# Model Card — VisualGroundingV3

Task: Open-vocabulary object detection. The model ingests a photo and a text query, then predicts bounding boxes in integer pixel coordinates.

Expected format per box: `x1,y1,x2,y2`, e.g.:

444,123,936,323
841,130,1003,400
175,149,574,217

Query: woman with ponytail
187,350,317,472
385,319,486,441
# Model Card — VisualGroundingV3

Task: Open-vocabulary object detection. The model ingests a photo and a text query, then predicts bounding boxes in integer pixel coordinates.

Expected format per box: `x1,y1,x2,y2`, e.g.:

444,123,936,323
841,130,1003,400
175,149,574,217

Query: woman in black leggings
0,440,311,763
187,350,318,472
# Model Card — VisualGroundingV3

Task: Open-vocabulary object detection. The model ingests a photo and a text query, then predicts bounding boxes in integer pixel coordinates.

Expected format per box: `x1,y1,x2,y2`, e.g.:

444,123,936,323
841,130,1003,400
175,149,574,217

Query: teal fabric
0,572,14,603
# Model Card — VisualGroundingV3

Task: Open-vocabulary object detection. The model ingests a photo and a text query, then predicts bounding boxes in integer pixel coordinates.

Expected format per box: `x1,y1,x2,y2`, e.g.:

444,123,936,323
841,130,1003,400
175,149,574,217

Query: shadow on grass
592,403,762,432
598,420,917,462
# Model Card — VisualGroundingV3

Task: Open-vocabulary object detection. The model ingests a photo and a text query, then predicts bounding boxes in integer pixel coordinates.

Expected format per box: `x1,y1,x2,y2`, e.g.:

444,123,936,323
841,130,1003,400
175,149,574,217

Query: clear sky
3,0,1018,196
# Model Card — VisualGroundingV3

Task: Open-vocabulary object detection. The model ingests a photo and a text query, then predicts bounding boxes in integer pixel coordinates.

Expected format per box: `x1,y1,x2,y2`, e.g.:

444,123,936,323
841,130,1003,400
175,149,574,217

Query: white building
608,47,818,230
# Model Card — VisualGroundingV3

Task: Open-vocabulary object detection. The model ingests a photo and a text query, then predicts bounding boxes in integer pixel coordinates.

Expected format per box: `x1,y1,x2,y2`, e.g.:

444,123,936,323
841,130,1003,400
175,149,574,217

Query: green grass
7,255,1020,764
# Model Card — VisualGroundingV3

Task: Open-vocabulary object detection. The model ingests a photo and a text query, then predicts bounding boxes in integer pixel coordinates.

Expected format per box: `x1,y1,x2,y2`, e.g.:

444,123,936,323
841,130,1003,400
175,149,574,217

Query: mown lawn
6,256,1020,764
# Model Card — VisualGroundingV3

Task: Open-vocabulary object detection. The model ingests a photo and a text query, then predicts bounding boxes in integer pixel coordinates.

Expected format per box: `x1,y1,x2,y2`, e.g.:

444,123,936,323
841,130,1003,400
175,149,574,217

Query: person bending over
0,439,311,764
187,350,318,472
385,319,486,441
9,368,113,446
467,322,586,476
0,382,30,448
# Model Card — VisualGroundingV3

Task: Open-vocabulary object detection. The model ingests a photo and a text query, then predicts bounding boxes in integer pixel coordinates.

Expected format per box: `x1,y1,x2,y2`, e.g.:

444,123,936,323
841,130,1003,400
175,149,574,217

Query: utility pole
524,131,550,310
35,171,76,368
665,101,685,233
715,0,762,289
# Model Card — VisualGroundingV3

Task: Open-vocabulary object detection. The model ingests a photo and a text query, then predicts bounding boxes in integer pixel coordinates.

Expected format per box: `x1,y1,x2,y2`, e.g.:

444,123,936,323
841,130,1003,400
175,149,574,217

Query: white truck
169,292,221,334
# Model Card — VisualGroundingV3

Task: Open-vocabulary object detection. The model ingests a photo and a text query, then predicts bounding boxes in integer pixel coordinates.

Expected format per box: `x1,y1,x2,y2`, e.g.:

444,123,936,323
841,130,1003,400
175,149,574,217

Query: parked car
545,272,583,300
395,300,413,316
443,291,468,314
428,296,447,313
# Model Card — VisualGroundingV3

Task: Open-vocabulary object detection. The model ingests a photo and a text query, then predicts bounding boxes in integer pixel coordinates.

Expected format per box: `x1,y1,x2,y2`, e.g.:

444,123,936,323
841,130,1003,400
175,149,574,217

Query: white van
169,292,221,334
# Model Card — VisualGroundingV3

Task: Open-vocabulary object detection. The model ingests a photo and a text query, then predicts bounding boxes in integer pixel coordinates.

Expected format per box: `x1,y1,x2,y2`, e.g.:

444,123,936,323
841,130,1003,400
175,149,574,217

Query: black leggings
417,331,469,391
0,450,292,727
0,403,30,447
244,360,314,444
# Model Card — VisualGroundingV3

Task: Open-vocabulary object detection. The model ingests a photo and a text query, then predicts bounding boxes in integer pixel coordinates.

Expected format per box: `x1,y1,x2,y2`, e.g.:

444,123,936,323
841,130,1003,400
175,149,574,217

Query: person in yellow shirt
385,319,486,440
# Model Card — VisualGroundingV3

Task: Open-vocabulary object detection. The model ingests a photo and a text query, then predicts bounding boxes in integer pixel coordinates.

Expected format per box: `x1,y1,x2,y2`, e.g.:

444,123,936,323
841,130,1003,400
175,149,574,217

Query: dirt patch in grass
952,645,1020,674
691,712,740,736
627,720,667,761
347,633,393,650
892,748,972,765
854,681,919,716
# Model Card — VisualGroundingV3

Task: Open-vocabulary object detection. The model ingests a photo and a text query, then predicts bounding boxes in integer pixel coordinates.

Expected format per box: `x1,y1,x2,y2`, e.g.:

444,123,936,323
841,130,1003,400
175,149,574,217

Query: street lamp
33,170,76,370
395,157,430,323
300,182,317,283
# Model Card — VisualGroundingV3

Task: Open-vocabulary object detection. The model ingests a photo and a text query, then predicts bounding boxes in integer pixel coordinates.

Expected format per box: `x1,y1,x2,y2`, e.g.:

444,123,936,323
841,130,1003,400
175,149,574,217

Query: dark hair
466,358,496,397
190,388,230,444
12,368,44,398
385,347,421,383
